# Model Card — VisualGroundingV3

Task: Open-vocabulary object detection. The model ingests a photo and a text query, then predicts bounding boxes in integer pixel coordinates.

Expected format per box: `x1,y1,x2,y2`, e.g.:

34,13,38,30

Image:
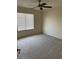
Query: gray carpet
17,34,62,59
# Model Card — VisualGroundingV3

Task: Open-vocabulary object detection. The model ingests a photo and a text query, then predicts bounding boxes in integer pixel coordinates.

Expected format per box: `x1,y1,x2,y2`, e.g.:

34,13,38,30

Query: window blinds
17,13,34,31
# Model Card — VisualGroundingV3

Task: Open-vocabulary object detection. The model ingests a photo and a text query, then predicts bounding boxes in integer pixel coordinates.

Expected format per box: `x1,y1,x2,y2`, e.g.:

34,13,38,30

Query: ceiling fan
33,0,52,10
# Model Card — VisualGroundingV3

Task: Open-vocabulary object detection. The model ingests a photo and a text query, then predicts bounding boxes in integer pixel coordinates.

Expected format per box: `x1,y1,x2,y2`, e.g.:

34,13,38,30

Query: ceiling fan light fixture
40,7,43,10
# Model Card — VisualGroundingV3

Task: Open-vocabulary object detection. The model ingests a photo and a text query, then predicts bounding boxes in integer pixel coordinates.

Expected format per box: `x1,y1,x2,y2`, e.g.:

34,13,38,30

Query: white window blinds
17,13,34,31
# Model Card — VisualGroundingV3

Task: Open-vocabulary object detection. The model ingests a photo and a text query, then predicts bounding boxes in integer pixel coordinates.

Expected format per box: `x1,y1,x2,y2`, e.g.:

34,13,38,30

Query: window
17,13,34,31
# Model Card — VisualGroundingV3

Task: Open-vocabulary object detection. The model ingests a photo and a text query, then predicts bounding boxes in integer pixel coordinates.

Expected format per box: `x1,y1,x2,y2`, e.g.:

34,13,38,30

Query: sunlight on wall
43,7,62,39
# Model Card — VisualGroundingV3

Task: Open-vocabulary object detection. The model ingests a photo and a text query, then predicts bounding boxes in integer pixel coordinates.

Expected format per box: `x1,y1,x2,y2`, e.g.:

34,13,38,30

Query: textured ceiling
17,0,62,10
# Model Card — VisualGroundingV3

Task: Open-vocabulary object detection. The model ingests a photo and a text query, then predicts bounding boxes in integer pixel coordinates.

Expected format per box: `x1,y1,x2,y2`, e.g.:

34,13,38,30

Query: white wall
43,7,62,39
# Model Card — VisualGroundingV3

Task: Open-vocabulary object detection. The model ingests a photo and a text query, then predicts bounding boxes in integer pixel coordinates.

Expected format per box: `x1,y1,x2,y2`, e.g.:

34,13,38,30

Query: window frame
17,12,34,31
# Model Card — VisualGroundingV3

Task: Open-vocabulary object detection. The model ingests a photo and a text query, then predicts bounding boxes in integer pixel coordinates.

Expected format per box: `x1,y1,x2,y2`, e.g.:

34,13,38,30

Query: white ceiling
17,0,62,10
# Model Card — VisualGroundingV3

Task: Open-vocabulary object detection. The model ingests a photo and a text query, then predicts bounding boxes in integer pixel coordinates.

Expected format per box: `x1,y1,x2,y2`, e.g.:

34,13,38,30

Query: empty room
17,0,62,59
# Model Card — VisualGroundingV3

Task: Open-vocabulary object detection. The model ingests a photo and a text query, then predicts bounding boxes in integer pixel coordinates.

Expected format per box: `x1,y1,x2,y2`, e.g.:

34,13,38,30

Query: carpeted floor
17,34,62,59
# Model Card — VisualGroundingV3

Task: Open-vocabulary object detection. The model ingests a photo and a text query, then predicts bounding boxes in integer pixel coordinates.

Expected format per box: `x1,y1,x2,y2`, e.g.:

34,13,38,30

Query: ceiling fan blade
41,3,47,6
43,6,52,8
